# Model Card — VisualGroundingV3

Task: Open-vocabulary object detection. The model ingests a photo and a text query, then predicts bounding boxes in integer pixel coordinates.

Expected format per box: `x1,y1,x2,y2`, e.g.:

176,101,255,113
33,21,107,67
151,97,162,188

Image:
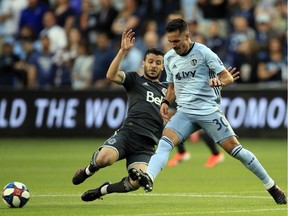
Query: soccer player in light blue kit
129,18,286,204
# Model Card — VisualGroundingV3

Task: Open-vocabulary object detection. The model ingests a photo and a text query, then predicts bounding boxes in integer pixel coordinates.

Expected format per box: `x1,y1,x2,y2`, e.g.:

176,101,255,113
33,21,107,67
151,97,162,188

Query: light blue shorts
165,109,236,145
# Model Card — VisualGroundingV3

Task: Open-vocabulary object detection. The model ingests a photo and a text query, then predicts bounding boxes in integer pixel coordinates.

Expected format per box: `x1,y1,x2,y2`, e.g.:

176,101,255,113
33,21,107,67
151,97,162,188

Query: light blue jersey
164,42,226,115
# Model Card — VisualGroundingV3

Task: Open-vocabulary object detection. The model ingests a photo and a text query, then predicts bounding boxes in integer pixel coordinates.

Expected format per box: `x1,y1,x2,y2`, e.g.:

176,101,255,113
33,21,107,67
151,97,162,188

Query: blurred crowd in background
0,0,287,90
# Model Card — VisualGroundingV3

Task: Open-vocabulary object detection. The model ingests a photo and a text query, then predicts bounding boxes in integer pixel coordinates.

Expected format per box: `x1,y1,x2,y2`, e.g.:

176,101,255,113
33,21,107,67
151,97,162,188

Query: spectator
254,12,279,61
234,39,260,83
0,38,27,88
180,0,201,21
197,0,228,37
53,0,76,32
92,31,117,88
226,15,255,66
206,21,227,62
75,0,96,44
27,35,55,88
272,0,287,37
187,19,201,41
71,41,93,90
160,11,184,53
66,27,81,58
120,44,143,73
141,0,181,36
0,0,28,37
19,0,48,37
49,28,82,88
230,0,256,29
135,19,160,54
111,0,143,42
257,37,285,83
14,25,37,60
93,0,119,39
40,11,68,53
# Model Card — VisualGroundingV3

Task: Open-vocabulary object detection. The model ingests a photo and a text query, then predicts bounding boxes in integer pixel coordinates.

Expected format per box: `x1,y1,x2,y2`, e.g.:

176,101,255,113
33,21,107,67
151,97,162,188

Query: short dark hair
165,18,188,33
144,48,164,60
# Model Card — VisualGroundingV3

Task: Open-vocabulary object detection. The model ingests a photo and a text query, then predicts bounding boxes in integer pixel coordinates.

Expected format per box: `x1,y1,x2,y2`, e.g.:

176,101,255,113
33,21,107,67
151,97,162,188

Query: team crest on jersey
162,88,167,95
108,138,116,145
190,58,197,66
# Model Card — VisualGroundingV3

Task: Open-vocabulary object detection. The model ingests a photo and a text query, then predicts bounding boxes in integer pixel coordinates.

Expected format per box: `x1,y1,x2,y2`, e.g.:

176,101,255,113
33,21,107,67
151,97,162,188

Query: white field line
32,192,272,199
29,193,288,216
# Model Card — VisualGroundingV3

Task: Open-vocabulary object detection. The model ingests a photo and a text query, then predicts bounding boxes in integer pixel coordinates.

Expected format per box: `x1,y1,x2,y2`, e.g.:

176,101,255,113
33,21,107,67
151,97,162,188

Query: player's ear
141,60,145,68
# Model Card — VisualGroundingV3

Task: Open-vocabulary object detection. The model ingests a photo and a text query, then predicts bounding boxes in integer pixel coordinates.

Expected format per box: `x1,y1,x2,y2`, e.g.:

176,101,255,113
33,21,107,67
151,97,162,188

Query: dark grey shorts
100,127,156,169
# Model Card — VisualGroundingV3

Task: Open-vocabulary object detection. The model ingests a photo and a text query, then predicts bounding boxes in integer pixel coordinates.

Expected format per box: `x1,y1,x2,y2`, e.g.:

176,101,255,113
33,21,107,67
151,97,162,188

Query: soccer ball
2,182,30,208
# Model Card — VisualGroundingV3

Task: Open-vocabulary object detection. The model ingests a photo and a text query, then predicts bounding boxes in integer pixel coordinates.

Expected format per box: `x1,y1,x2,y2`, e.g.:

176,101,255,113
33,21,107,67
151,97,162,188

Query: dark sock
177,142,186,154
202,133,219,155
106,177,138,194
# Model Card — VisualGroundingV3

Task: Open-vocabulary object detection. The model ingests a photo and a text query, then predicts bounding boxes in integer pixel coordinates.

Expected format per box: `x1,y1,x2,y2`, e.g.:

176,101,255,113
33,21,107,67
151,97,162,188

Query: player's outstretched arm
209,67,240,88
106,29,136,84
227,67,240,83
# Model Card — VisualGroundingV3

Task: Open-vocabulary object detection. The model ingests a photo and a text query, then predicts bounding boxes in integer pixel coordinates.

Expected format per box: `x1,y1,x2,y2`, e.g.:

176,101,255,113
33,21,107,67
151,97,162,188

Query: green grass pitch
0,138,287,216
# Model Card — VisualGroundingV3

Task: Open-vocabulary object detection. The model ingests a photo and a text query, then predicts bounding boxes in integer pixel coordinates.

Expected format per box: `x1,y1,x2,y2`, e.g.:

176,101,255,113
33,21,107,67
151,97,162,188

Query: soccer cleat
204,152,224,168
167,152,191,167
128,168,153,192
267,184,287,204
72,168,91,185
81,182,110,202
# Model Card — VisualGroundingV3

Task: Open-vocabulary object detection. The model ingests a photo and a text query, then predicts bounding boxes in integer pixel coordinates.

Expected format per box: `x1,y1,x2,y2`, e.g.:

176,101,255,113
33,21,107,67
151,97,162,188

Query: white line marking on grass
101,208,288,216
32,192,271,200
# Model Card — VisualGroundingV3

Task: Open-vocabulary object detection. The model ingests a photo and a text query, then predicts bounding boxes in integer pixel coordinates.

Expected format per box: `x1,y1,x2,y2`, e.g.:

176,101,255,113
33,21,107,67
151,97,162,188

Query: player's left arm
210,67,240,88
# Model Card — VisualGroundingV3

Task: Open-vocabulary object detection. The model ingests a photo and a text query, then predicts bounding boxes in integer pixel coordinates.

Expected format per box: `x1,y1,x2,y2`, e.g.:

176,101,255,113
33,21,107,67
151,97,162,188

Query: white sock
85,167,93,176
264,179,275,190
100,185,109,195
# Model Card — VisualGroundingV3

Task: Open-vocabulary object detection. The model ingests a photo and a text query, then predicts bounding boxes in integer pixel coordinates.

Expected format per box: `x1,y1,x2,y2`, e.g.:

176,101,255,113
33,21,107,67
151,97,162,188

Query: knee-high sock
230,145,274,189
147,136,174,181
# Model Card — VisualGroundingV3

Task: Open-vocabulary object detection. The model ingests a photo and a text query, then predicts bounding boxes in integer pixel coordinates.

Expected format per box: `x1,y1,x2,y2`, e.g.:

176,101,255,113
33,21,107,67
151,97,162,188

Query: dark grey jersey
122,72,167,145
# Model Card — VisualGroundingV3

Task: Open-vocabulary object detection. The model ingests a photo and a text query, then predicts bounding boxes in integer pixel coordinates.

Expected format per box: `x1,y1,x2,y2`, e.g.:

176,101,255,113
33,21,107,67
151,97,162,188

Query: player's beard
144,67,160,81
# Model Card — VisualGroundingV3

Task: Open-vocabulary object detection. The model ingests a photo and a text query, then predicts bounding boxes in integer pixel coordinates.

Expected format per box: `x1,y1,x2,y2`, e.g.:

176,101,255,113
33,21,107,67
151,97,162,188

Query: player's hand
209,78,222,87
227,67,240,82
160,104,169,124
121,29,135,53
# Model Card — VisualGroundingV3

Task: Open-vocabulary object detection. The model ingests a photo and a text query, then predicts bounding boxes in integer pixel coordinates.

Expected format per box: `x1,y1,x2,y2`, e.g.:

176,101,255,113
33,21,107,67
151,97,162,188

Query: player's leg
72,131,125,185
129,111,198,192
221,136,286,204
82,134,155,200
82,162,144,202
72,147,118,185
202,132,224,167
201,111,286,204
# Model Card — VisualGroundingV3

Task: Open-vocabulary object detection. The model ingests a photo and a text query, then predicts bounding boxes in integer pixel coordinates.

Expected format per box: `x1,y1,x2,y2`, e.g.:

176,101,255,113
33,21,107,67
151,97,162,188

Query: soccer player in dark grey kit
129,18,286,205
72,29,167,201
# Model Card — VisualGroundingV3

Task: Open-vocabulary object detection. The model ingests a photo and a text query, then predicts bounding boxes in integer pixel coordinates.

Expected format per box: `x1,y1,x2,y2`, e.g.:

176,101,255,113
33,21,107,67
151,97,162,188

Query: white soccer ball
2,182,30,208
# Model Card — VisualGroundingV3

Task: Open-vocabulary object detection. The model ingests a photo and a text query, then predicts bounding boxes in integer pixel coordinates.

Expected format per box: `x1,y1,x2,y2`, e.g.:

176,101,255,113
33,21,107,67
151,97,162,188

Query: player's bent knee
162,128,179,145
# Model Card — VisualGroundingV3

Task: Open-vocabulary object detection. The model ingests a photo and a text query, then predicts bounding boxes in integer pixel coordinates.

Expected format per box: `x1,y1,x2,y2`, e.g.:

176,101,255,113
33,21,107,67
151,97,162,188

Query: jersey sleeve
204,46,226,75
122,71,137,90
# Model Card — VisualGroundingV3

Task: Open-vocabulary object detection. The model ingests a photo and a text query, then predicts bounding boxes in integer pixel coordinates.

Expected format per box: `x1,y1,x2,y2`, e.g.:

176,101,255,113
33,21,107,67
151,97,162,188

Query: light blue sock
230,145,274,189
147,136,174,181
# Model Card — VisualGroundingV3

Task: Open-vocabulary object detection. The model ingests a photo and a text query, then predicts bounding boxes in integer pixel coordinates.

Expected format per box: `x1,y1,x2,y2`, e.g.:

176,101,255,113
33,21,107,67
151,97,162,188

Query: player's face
142,53,164,81
167,30,190,55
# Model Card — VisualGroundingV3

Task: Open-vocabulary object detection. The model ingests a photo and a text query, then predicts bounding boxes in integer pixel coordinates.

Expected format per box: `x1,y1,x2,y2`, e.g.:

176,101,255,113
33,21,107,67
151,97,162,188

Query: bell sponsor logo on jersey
146,91,164,106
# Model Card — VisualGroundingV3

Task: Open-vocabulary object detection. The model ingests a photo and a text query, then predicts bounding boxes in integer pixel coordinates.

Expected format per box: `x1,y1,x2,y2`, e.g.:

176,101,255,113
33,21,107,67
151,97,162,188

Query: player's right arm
106,29,135,84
